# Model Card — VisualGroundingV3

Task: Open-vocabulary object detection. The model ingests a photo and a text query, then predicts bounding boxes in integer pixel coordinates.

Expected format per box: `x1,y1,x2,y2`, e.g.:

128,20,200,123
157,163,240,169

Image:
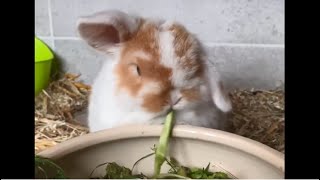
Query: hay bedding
228,89,284,153
35,74,89,153
35,74,284,154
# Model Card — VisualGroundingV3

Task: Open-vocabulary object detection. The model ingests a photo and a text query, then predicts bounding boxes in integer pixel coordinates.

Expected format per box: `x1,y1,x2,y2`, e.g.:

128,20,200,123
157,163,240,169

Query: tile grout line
36,36,285,48
205,43,284,48
47,0,55,49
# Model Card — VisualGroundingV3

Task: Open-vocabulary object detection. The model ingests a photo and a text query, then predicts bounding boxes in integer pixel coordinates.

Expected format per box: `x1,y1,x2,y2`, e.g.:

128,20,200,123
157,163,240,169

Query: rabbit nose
170,97,182,106
170,89,182,106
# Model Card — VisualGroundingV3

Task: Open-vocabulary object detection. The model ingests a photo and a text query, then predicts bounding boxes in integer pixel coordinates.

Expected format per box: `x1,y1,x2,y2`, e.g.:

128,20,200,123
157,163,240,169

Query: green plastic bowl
35,37,54,96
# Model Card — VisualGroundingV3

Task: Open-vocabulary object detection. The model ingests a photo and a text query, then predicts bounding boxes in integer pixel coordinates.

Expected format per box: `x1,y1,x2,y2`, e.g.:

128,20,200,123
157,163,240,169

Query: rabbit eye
136,65,141,76
128,63,141,76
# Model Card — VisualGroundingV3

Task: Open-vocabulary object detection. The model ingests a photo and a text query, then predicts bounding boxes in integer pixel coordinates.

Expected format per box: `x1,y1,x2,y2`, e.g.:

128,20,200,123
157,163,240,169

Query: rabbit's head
77,10,232,117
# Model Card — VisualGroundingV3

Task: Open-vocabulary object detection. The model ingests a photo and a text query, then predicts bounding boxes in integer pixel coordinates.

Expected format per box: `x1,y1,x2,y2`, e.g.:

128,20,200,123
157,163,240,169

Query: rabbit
76,10,232,132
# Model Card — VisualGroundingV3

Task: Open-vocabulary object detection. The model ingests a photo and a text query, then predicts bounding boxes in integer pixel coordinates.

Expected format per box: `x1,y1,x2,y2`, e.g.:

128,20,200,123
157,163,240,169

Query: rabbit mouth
171,97,182,106
160,106,173,116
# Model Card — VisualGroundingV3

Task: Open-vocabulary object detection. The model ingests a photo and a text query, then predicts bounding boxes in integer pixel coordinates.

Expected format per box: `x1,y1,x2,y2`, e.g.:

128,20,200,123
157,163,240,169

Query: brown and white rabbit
76,10,232,132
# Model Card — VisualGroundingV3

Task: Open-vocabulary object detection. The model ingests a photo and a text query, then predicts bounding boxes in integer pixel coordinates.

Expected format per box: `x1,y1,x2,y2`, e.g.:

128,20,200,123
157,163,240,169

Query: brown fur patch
169,24,193,58
142,89,171,112
169,23,204,78
115,20,173,113
181,88,200,102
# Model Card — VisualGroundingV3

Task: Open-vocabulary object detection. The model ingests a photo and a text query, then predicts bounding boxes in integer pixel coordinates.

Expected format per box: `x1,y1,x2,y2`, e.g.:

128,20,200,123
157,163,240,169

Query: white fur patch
213,90,232,112
158,30,176,68
159,20,176,30
205,65,232,112
158,29,188,88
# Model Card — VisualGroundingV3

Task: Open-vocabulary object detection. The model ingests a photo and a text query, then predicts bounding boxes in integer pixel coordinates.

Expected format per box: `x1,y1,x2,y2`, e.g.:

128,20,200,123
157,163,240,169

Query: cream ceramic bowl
38,125,284,179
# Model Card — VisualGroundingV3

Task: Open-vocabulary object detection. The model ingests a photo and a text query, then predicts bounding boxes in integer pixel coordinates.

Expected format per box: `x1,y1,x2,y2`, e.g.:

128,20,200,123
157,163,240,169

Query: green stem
131,152,155,172
153,111,175,178
89,162,111,178
164,157,178,173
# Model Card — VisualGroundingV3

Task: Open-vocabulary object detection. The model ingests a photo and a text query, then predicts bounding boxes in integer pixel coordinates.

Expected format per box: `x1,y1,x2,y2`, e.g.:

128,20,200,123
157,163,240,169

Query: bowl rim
37,125,284,172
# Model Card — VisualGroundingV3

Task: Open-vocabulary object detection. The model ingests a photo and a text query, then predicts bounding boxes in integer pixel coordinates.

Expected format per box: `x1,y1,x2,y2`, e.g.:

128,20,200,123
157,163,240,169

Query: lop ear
205,62,232,113
77,10,141,53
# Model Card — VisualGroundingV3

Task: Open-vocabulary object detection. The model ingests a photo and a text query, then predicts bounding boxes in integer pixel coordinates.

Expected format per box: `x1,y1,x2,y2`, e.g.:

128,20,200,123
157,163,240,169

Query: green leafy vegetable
35,155,67,179
186,163,230,179
104,162,134,179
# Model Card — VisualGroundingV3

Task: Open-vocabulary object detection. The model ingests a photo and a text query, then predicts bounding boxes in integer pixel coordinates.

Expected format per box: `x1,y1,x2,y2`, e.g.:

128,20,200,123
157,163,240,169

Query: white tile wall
35,0,284,89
